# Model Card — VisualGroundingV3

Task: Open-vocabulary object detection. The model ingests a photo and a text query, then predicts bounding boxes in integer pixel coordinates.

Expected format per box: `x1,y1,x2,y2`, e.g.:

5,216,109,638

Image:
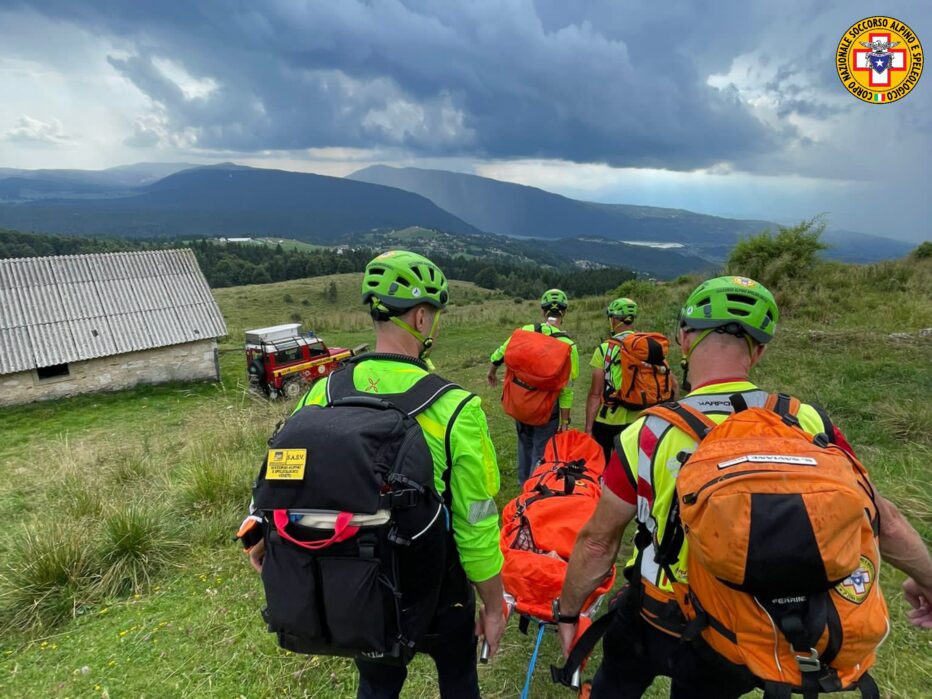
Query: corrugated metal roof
0,327,34,374
0,249,227,375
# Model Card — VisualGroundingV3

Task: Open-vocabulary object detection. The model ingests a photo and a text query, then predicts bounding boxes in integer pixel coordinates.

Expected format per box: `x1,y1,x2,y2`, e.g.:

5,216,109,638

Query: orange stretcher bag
645,394,889,697
502,325,573,425
500,430,614,622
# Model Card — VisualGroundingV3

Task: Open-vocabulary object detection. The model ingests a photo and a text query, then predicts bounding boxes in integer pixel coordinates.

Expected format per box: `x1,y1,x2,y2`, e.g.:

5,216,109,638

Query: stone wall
0,339,219,407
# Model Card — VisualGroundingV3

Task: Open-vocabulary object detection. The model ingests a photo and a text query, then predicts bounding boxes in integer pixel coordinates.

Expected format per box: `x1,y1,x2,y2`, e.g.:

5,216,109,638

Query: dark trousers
591,421,627,464
590,590,756,699
516,408,560,483
355,600,479,699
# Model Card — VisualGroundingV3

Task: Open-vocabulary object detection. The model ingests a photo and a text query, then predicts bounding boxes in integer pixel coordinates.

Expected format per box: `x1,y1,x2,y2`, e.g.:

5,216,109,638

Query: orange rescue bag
502,325,573,425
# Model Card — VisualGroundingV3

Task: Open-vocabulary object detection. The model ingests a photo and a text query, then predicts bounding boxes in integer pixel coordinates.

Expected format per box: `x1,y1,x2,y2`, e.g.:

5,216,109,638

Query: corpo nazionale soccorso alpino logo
836,16,923,103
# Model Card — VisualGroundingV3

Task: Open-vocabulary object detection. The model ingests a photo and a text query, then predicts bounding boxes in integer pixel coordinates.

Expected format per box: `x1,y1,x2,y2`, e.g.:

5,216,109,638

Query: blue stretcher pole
520,622,548,699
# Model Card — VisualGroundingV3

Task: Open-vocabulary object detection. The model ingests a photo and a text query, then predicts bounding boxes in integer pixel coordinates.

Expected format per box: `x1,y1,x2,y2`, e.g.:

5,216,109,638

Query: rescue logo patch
266,448,307,480
835,556,876,604
731,277,757,288
836,17,923,104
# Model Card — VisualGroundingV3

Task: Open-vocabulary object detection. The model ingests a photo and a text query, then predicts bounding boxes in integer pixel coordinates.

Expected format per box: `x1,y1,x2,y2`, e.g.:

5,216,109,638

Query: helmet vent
727,293,756,306
395,277,411,287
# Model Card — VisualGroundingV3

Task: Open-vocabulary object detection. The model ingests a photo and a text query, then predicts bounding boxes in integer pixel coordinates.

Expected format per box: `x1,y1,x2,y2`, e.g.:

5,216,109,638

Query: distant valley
0,161,917,277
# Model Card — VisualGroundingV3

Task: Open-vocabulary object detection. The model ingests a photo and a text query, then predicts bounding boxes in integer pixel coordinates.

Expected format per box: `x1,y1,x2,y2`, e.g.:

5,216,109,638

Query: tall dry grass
0,399,286,631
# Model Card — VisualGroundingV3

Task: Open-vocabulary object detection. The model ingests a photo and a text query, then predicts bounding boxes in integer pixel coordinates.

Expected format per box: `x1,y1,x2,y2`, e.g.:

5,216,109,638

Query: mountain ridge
0,164,479,240
347,164,914,262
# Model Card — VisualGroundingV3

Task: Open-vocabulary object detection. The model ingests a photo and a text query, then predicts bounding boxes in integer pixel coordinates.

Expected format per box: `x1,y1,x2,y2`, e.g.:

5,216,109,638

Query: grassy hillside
0,258,930,697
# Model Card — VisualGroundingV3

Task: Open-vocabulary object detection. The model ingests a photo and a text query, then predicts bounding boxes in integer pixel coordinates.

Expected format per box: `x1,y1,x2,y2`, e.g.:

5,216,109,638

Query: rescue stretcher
481,430,616,698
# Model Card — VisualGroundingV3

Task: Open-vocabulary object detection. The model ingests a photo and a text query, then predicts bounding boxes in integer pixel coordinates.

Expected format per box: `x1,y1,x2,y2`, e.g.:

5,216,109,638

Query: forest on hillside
0,229,636,299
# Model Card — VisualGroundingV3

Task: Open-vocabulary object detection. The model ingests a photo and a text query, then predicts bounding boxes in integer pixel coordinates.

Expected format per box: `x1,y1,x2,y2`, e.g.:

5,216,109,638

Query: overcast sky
0,1,928,241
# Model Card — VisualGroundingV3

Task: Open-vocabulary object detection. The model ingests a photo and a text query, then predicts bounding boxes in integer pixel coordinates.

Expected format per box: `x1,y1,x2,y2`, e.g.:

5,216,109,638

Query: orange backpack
644,394,888,697
501,431,614,621
603,332,674,410
502,325,573,425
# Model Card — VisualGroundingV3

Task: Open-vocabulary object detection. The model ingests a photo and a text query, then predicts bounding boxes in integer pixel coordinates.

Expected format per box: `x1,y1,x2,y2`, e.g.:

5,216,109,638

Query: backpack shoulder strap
811,404,836,442
388,374,462,417
326,364,460,417
325,364,356,405
534,322,570,340
643,401,716,442
764,392,802,418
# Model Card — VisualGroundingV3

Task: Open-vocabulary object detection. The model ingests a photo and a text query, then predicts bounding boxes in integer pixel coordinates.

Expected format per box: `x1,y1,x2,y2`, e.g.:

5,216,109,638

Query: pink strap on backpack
272,509,359,550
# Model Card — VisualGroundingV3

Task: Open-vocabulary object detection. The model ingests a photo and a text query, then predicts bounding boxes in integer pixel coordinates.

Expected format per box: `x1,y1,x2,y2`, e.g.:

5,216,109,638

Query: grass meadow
0,259,930,698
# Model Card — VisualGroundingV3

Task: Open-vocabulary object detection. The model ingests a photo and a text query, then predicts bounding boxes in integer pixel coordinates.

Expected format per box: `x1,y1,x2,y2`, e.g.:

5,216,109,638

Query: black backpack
252,359,465,663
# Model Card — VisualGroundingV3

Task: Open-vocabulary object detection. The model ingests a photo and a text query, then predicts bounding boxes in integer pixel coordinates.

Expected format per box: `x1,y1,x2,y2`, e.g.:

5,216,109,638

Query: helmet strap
679,328,712,395
684,328,714,361
388,309,442,360
681,326,757,392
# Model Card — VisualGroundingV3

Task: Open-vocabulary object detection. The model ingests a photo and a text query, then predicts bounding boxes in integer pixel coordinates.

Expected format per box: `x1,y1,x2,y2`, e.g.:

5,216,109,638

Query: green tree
473,266,501,290
726,217,828,288
911,241,932,259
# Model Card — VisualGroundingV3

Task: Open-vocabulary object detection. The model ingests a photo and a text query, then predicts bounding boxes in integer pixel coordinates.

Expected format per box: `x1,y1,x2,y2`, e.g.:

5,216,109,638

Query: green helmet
361,250,449,312
679,276,778,344
540,288,568,312
607,297,638,319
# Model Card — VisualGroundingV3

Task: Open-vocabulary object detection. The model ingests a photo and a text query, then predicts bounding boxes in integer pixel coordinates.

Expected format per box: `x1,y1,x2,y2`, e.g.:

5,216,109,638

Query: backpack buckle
795,648,821,673
781,413,800,428
387,525,411,547
387,473,425,493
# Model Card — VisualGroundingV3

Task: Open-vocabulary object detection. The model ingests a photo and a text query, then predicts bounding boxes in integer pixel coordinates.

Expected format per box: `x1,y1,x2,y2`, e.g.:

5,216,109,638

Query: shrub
180,456,254,514
726,217,828,288
51,474,103,519
0,524,98,629
911,241,932,259
108,452,152,486
289,312,302,322
98,505,180,596
283,293,294,304
613,278,657,301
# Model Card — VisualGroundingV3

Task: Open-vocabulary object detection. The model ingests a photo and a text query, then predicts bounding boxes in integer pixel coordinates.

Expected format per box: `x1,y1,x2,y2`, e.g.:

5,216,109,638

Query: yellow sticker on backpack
266,449,307,480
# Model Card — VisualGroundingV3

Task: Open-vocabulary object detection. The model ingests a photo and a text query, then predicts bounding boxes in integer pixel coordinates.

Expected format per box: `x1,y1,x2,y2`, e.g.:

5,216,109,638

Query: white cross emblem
853,32,906,87
843,567,871,595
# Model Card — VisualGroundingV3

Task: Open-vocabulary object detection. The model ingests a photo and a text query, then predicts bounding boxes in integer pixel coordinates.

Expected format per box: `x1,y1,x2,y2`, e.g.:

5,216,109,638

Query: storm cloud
5,0,797,169
0,0,928,239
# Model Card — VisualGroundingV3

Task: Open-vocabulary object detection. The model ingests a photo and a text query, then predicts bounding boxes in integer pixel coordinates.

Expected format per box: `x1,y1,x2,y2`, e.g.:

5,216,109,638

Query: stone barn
0,249,227,407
